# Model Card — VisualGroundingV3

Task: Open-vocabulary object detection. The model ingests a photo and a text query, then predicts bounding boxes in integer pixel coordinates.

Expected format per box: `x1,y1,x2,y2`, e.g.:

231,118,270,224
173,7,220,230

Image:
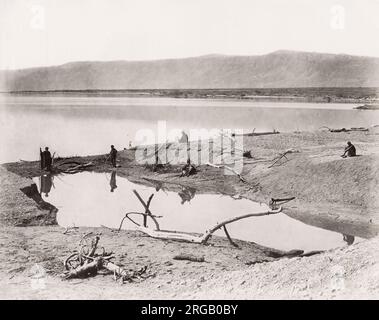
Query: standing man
109,145,118,167
179,130,190,163
40,147,52,171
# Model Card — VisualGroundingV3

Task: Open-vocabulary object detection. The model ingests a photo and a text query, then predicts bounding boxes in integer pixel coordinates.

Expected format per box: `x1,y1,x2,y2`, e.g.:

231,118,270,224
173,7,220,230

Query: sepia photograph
0,0,378,304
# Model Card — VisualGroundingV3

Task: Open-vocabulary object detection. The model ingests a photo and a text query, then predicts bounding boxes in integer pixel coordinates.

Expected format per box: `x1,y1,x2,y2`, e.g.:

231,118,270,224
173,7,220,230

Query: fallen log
268,151,292,168
300,250,324,257
63,226,79,234
131,207,282,245
320,126,369,133
103,261,148,282
64,257,103,279
63,234,151,283
200,208,281,244
118,211,162,231
62,162,94,174
264,249,304,258
173,254,205,262
232,130,279,137
223,225,239,248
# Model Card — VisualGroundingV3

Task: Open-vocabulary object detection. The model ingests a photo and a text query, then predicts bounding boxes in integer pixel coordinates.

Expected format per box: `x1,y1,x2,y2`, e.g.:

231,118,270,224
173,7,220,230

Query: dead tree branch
173,254,205,262
206,162,246,183
63,235,151,283
223,225,239,248
130,207,282,245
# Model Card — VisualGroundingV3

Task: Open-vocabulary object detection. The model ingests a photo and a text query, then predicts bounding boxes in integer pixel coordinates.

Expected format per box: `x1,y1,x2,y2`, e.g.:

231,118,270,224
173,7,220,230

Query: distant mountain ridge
1,50,379,91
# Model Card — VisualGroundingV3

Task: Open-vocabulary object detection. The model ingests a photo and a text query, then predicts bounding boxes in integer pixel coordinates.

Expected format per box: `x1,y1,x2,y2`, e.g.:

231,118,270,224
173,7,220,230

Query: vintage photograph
0,0,378,301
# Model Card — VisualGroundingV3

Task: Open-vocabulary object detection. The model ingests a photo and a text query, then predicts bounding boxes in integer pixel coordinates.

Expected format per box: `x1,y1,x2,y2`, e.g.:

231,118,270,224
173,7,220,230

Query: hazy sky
1,0,379,69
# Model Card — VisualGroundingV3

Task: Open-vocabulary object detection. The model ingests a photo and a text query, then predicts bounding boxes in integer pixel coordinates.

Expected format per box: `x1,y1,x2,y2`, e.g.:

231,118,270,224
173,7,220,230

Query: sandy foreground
0,130,378,299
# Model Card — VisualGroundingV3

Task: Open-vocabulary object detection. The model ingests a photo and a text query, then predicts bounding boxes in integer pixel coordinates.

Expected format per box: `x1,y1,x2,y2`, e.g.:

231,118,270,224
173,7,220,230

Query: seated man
341,141,356,158
180,159,197,177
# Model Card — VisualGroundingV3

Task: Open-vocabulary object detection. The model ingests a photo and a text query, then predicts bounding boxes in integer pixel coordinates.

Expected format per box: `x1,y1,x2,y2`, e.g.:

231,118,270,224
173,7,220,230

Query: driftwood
118,211,162,231
268,151,292,168
63,234,151,283
117,188,282,247
53,161,94,174
265,249,304,258
62,162,94,174
173,254,205,262
232,130,279,137
127,207,282,246
133,190,155,227
320,126,369,133
300,250,324,257
206,162,246,183
63,226,79,234
118,190,161,230
223,225,239,248
269,197,296,209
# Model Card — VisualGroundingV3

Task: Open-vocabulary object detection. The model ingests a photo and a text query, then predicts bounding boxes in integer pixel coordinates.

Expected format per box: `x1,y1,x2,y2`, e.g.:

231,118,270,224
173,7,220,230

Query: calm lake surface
32,171,362,252
1,95,378,163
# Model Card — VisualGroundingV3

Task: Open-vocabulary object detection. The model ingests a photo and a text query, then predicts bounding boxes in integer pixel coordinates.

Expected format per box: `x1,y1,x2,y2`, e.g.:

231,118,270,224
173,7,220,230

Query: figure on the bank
40,173,53,197
341,141,356,158
110,170,117,192
179,130,191,161
180,158,196,177
179,130,189,144
40,147,52,171
108,145,118,167
343,234,355,245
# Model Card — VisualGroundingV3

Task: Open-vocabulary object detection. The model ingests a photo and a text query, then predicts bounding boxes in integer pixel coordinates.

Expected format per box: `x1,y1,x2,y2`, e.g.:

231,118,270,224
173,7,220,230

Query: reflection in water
32,172,366,252
343,234,355,245
110,170,117,192
178,186,196,204
39,174,54,197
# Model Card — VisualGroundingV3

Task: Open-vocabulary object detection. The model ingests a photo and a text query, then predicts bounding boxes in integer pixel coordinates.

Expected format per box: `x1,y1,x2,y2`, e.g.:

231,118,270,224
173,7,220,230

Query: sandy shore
1,130,378,299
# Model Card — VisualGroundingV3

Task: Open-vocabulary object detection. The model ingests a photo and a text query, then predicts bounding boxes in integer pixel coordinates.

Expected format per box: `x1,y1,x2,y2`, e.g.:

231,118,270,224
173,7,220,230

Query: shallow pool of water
33,171,362,252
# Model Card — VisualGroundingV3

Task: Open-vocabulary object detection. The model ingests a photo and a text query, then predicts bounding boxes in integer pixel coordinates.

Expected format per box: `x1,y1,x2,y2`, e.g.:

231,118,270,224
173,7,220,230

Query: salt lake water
1,94,378,163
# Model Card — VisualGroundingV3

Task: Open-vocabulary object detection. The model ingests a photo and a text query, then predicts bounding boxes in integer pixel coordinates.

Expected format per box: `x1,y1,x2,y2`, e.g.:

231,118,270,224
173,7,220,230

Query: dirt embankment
0,167,57,226
0,226,378,299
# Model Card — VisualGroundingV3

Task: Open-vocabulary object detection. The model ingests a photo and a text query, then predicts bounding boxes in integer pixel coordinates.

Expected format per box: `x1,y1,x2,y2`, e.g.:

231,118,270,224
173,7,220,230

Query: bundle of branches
320,126,369,133
54,161,94,174
63,233,152,283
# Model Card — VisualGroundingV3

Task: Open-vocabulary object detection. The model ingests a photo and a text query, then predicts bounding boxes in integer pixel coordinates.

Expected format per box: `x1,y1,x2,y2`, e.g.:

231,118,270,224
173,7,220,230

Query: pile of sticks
63,233,151,283
53,161,94,174
320,126,369,133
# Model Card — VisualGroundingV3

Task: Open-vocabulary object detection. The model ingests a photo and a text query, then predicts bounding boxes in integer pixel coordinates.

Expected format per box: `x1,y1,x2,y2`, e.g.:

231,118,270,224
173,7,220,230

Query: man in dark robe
40,147,52,171
109,145,117,167
341,141,356,158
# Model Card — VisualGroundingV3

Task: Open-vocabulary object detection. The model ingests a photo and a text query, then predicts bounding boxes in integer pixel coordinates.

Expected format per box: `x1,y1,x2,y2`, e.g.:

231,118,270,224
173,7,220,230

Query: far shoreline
1,86,378,105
